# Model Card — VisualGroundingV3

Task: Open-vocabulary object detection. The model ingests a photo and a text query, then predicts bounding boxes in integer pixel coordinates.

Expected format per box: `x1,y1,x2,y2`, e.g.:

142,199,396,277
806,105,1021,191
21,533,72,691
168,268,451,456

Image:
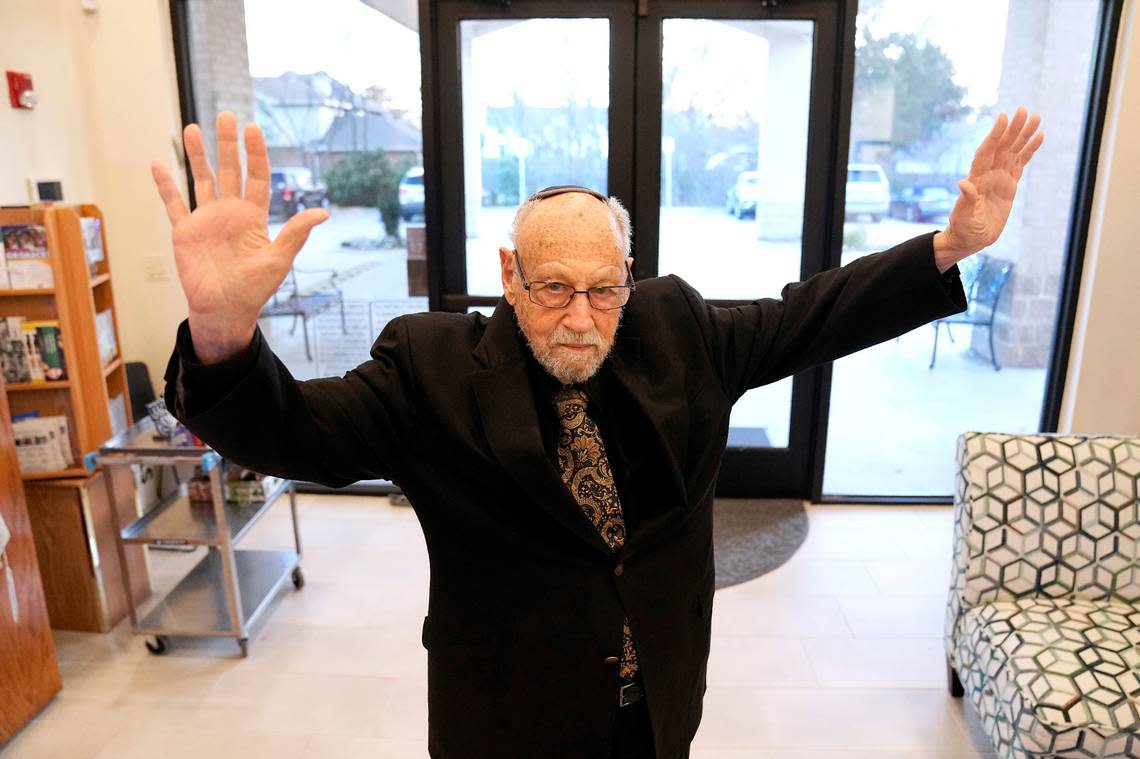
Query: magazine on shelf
95,310,117,366
107,393,128,437
0,316,30,383
11,413,72,474
21,321,65,382
80,217,104,275
1,224,52,289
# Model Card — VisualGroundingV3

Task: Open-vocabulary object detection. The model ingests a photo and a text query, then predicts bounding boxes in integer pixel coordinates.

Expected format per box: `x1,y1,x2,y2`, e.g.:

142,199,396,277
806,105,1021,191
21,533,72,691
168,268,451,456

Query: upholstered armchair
945,432,1140,758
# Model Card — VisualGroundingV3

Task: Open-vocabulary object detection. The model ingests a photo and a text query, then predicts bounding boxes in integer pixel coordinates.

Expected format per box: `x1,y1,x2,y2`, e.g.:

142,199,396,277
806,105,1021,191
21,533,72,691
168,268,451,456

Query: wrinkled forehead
515,194,624,269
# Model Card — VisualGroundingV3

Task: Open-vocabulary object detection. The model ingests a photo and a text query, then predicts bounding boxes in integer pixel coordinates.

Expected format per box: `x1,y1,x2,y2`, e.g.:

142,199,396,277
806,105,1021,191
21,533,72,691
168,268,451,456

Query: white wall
1059,0,1140,434
0,0,189,397
0,0,99,203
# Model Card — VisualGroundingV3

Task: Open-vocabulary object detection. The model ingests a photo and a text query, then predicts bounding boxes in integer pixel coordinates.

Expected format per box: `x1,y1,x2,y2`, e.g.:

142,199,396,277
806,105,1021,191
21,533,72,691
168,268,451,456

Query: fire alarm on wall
6,71,36,110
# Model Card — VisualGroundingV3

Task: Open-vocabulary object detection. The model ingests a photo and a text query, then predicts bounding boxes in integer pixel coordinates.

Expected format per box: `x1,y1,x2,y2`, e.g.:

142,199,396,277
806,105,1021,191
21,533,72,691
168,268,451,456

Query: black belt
618,676,645,707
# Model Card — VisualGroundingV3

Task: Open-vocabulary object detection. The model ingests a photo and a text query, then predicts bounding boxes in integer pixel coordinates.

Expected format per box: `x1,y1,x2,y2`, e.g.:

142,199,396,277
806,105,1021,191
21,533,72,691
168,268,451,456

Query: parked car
726,170,761,219
399,166,425,221
269,167,328,218
844,163,890,222
889,185,955,222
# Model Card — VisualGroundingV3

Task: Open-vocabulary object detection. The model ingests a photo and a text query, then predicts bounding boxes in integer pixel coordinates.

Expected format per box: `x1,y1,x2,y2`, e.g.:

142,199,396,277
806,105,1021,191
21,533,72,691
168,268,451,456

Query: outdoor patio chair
945,431,1140,758
929,254,1012,371
258,266,347,360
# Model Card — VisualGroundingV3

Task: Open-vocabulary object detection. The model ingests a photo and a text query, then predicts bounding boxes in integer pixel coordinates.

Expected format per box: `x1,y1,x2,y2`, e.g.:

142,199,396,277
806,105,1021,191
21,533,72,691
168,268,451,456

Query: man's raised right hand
151,111,328,364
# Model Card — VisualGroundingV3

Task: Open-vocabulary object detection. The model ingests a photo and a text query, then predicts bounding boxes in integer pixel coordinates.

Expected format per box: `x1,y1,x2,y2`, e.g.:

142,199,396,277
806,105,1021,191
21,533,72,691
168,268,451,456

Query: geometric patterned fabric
945,432,1140,758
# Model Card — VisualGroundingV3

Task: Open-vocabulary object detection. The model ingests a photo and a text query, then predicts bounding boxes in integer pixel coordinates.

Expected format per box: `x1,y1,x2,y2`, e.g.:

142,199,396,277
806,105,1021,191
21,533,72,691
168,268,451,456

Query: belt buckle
618,680,643,708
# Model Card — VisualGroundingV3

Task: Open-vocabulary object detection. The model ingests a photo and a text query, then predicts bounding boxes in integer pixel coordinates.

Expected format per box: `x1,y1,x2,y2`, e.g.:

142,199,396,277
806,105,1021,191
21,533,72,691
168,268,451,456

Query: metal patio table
91,417,303,657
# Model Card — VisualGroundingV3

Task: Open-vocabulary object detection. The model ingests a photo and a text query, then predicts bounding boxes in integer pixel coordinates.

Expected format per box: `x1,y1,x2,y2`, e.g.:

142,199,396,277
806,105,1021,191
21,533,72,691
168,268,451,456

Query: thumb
958,179,980,204
271,208,329,261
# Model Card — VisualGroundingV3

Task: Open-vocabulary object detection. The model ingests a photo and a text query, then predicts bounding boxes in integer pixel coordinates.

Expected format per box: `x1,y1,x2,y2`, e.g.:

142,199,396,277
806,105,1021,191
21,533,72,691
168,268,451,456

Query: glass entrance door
428,0,845,496
634,2,845,495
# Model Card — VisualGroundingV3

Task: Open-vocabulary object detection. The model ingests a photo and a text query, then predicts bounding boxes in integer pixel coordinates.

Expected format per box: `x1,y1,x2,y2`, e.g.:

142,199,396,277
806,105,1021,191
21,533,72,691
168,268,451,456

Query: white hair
508,192,632,258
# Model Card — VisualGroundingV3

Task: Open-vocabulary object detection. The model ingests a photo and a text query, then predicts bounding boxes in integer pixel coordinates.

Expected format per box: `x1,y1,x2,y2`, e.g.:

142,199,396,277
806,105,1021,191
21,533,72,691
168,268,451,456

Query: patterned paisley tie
553,387,640,681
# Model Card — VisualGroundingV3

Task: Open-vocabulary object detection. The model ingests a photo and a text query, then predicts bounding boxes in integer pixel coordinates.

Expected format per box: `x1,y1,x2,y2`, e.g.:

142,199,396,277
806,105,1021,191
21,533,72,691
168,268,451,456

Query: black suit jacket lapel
605,335,690,554
471,300,613,556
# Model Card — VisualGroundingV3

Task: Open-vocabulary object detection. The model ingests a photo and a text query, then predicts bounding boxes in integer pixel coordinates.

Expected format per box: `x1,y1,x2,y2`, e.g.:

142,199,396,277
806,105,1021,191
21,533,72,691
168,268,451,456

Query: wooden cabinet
1,203,148,632
23,468,149,633
0,375,61,745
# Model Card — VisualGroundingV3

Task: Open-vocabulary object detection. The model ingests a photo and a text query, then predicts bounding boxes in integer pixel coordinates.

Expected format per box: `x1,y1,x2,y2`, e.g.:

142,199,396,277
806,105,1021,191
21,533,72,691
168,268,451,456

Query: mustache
550,327,604,347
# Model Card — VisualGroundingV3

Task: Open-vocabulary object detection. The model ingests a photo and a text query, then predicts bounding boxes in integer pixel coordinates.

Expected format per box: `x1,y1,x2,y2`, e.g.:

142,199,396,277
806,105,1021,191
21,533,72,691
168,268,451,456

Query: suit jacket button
604,656,619,664
614,563,624,576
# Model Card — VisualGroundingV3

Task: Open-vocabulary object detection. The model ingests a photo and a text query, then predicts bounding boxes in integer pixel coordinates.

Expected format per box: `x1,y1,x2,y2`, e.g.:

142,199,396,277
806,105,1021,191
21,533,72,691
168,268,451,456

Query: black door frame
422,0,638,312
420,0,853,496
633,0,855,496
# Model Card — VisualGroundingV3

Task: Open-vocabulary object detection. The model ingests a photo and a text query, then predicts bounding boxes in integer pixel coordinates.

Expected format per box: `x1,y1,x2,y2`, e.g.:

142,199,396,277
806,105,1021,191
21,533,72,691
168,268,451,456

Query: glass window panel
659,19,815,449
183,0,426,381
460,19,611,296
823,0,1101,495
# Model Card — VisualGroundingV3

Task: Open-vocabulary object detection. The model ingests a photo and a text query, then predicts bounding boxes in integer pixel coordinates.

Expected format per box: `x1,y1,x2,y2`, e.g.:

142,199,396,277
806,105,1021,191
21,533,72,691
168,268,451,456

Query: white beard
516,314,617,385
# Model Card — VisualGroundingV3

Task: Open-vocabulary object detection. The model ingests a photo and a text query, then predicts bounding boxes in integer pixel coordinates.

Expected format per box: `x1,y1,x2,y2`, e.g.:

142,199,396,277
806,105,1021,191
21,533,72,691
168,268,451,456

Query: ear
499,247,517,305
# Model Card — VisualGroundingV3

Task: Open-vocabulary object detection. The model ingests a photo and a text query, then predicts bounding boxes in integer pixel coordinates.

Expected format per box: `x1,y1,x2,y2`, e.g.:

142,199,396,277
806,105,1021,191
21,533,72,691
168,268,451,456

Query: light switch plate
143,255,170,283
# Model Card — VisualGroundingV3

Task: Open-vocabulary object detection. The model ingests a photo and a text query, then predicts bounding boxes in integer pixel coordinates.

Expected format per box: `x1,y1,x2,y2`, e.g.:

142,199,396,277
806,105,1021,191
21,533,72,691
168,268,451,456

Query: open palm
944,107,1045,253
151,112,327,354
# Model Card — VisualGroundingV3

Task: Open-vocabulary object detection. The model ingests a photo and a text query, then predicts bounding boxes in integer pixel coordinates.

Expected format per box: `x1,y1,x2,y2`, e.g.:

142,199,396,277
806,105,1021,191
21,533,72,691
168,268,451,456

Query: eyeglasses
512,248,635,310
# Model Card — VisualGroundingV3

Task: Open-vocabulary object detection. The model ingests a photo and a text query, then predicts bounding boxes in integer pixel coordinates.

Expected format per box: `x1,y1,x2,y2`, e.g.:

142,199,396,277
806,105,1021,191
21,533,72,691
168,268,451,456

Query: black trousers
609,697,657,759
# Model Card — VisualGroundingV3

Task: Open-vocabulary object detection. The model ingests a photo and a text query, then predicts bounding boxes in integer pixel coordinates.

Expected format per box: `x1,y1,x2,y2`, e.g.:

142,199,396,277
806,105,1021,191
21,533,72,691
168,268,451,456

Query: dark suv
269,167,329,218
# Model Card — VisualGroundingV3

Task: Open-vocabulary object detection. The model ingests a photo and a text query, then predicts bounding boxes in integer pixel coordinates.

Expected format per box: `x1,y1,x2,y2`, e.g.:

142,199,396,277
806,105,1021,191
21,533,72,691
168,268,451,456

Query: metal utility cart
92,417,303,657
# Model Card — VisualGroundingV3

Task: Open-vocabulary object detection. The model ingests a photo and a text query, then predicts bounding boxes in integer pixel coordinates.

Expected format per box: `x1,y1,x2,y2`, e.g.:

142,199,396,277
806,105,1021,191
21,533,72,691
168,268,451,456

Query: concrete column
755,27,812,241
461,26,483,239
973,0,1097,368
459,20,522,240
187,0,254,161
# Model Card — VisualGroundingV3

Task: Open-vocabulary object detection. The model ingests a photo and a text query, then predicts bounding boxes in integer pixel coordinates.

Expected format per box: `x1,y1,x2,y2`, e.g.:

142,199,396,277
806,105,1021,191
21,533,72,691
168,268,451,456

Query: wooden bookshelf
1,205,147,632
1,204,133,472
0,287,55,297
6,380,70,392
20,468,90,481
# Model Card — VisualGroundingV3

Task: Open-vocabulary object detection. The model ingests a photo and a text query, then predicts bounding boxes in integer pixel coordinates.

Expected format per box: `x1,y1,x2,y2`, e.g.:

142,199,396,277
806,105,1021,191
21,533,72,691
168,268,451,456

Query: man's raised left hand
934,106,1045,272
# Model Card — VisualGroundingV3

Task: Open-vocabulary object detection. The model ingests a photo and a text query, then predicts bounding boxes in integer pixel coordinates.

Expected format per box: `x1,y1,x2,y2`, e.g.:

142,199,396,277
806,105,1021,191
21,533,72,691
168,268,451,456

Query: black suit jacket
164,232,965,759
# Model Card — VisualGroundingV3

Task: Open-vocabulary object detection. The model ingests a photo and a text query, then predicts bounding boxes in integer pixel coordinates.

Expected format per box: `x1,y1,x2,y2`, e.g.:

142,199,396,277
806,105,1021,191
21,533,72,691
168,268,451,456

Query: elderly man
153,108,1043,759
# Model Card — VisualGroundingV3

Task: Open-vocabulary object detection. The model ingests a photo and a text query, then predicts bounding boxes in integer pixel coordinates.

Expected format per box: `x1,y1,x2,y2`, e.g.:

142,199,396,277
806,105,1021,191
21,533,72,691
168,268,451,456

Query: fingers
1013,131,1045,180
271,208,330,262
183,123,217,203
215,112,243,198
957,179,979,204
1007,111,1041,156
994,107,1028,171
969,112,1009,177
244,122,271,210
150,161,190,226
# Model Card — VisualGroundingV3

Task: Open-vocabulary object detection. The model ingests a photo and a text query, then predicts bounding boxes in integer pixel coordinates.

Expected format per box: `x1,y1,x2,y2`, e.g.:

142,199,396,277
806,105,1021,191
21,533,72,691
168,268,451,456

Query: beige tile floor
1,496,998,758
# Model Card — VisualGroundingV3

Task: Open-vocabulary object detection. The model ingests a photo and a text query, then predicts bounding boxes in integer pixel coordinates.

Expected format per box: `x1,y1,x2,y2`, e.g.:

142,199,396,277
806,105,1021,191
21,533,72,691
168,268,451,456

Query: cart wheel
145,635,168,655
238,638,249,658
291,566,305,590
